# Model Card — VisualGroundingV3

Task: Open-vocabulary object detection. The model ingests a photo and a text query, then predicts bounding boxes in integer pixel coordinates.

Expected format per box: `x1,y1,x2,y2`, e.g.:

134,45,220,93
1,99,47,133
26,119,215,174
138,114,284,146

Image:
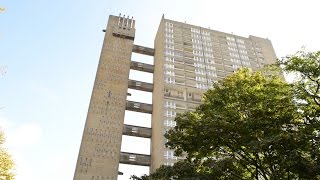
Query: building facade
74,14,277,180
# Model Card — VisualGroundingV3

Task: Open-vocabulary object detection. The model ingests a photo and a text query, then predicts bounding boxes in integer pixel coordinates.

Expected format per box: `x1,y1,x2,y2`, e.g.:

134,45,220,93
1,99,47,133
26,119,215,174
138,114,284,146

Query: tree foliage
131,161,214,180
132,60,320,179
0,130,15,180
279,49,320,108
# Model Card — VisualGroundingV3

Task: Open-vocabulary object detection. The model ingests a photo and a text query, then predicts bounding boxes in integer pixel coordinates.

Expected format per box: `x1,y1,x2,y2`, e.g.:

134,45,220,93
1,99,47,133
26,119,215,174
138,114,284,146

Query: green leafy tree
132,68,320,179
279,49,320,108
131,161,217,180
0,130,15,180
279,50,320,178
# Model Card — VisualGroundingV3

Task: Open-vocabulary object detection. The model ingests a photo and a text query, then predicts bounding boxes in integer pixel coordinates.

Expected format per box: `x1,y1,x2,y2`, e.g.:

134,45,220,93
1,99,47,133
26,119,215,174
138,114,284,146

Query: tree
0,130,15,180
279,49,320,108
279,50,320,178
131,161,216,180
132,68,320,179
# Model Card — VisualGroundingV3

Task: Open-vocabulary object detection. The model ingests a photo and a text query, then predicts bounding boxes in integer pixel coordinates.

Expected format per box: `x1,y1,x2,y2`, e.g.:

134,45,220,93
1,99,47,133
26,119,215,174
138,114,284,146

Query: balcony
126,101,152,114
130,61,154,73
120,152,151,166
128,80,153,92
123,124,151,138
132,44,155,56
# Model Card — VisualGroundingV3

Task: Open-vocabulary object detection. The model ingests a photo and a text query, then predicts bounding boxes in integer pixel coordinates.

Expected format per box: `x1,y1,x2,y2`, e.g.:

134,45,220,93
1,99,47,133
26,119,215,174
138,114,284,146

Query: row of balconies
169,38,259,58
165,53,262,74
167,36,262,63
120,45,154,167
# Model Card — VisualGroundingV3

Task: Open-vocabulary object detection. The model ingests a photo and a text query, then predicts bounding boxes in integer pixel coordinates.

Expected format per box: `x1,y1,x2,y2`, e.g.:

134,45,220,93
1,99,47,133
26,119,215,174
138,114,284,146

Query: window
165,56,175,62
208,79,217,84
236,39,245,44
205,58,214,64
240,55,249,61
228,47,238,52
201,30,210,36
207,71,217,77
165,49,174,56
233,64,242,69
165,77,175,84
165,44,174,50
164,64,174,69
165,27,173,33
205,47,213,52
206,65,215,70
194,63,205,68
193,50,203,56
196,76,206,82
164,89,171,96
238,44,246,49
133,103,140,108
132,127,138,133
231,58,241,64
165,110,176,117
230,52,240,58
165,38,174,43
165,33,173,38
227,41,237,47
191,28,200,33
204,52,213,58
196,83,208,90
166,22,173,27
192,44,201,50
239,49,248,54
226,36,235,41
164,162,174,166
129,154,137,161
164,101,176,109
164,150,177,160
164,119,176,127
195,69,206,75
194,56,204,62
164,70,175,76
242,61,250,66
174,51,183,57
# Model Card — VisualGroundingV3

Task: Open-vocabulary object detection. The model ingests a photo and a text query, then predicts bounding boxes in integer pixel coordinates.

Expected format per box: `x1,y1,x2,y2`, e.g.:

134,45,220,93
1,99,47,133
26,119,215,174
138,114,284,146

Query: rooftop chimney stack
131,16,134,28
118,13,121,26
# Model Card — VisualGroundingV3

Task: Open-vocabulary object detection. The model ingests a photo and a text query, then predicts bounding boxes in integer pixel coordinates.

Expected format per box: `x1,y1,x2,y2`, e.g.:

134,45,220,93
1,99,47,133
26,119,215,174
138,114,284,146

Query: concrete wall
74,15,135,180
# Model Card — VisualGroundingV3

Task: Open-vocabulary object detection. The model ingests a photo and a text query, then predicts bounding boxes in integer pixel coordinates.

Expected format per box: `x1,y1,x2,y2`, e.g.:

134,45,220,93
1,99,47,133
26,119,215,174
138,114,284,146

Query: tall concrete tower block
74,14,278,179
74,15,136,180
149,17,278,172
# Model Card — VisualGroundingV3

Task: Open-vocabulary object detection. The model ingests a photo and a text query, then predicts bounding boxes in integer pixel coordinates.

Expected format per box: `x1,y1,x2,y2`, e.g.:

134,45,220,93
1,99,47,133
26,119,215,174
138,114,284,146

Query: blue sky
1,0,320,179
